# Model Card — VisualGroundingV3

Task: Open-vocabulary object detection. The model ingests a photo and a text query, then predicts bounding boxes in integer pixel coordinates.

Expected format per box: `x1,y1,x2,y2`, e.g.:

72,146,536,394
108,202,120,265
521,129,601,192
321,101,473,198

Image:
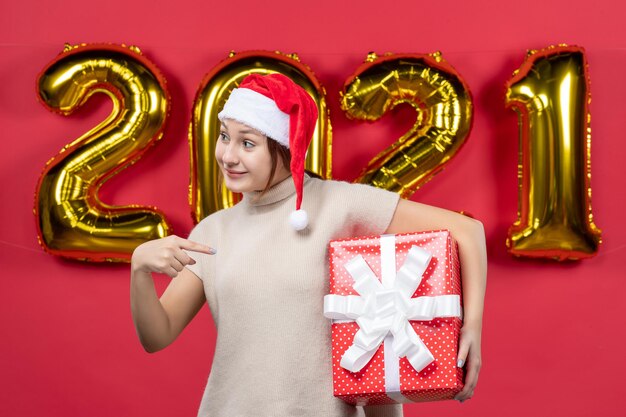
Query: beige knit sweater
186,175,402,417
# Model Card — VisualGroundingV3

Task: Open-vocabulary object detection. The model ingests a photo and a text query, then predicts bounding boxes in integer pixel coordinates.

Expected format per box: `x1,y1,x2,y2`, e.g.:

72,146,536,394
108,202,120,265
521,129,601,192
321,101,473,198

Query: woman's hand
130,235,215,352
131,235,215,278
454,322,482,402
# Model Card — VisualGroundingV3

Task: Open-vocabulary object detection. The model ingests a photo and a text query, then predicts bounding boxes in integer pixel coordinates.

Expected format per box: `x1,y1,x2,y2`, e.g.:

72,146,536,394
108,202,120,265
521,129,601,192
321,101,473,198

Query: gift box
324,230,464,405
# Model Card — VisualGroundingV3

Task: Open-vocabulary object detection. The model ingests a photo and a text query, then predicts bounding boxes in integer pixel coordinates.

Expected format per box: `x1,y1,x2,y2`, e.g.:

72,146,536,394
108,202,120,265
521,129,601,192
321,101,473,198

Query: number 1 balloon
505,45,601,260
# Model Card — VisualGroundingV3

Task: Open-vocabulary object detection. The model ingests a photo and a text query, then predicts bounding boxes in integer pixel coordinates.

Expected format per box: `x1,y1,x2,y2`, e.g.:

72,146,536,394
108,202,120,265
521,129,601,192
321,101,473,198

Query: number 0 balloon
35,44,171,262
505,45,601,260
189,50,331,223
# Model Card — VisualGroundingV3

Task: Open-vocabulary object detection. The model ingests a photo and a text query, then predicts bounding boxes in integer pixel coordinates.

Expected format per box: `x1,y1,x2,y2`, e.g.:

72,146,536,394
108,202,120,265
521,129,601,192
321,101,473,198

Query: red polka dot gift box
324,230,464,405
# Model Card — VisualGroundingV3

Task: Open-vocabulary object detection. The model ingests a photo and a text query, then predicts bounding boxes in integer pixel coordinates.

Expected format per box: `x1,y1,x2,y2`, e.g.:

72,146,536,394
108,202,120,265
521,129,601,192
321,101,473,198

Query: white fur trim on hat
218,88,290,147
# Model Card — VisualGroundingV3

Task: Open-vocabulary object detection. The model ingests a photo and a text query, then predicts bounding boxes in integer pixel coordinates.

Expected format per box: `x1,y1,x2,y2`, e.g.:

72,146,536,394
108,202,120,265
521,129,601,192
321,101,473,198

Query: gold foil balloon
36,43,171,262
505,45,601,260
189,50,331,223
341,52,473,198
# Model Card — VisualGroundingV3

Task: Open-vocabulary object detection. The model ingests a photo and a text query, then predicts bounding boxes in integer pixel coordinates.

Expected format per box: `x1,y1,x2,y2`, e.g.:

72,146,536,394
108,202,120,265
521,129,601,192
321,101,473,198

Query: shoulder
187,204,239,239
191,208,223,229
304,177,400,236
310,177,400,208
307,176,397,197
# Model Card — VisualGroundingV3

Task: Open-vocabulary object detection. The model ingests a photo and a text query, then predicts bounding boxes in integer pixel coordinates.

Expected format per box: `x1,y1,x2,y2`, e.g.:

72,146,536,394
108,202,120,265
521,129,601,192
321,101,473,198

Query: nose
221,142,239,166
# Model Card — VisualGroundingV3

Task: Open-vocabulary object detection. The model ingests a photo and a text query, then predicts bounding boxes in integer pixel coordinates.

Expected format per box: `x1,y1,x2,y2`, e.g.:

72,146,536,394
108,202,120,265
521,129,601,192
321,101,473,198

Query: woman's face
215,119,289,193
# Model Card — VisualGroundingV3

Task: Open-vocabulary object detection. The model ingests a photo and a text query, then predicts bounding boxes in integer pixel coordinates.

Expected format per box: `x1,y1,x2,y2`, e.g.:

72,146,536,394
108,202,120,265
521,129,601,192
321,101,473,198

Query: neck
269,169,291,189
243,173,308,207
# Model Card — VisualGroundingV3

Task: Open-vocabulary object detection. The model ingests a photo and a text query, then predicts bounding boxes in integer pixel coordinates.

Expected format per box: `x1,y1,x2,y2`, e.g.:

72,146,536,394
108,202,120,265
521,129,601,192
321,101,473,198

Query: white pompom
289,209,308,231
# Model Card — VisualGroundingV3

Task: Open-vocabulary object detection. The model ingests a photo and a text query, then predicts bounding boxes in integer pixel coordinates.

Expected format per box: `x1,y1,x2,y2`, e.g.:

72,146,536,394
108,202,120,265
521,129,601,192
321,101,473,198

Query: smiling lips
225,169,247,178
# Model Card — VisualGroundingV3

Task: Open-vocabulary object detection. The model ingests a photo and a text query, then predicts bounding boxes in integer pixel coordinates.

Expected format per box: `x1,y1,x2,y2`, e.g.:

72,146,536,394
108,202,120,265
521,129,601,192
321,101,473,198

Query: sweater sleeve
332,181,401,237
183,217,216,284
183,217,219,320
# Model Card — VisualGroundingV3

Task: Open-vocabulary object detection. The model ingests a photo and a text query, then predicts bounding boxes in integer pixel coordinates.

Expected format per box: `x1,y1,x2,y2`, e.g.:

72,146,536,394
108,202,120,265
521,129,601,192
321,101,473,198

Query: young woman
130,73,487,417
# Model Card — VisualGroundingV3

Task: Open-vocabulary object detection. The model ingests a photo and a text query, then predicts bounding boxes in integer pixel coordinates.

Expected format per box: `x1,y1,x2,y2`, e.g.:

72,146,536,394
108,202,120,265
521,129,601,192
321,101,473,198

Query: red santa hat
218,73,318,230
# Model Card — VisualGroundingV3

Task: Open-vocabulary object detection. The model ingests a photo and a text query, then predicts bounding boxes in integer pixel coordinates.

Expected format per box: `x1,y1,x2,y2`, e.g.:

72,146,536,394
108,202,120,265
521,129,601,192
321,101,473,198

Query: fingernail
209,248,217,255
457,359,465,368
189,259,196,265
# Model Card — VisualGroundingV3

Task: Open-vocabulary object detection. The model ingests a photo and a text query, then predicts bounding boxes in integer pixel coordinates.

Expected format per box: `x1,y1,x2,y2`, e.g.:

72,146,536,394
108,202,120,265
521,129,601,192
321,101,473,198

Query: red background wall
1,1,625,416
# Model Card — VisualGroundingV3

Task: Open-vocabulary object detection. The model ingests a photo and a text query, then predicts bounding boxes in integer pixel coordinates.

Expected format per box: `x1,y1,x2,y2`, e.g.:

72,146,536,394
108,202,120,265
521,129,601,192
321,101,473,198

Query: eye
219,132,229,142
242,140,255,148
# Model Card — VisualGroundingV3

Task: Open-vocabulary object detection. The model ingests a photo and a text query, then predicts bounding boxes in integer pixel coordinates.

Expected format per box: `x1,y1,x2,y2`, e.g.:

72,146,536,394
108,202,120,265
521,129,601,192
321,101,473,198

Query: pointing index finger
178,238,216,255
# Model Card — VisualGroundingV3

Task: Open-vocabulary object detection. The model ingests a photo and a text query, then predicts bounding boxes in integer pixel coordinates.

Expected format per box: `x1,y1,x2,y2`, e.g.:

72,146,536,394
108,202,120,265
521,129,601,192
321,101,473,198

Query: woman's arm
385,199,487,402
130,235,214,353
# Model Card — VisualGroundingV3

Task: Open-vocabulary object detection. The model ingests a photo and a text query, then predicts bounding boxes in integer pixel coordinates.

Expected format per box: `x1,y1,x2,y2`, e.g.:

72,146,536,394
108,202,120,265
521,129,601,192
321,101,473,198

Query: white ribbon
324,235,462,377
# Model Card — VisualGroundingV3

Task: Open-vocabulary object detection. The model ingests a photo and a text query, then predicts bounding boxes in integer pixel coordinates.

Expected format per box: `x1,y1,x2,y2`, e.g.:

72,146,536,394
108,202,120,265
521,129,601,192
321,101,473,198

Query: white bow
324,245,461,373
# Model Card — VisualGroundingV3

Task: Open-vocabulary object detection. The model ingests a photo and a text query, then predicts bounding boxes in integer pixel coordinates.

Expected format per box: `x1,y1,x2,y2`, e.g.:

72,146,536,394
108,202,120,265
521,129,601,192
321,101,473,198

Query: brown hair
260,138,322,193
261,137,291,195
